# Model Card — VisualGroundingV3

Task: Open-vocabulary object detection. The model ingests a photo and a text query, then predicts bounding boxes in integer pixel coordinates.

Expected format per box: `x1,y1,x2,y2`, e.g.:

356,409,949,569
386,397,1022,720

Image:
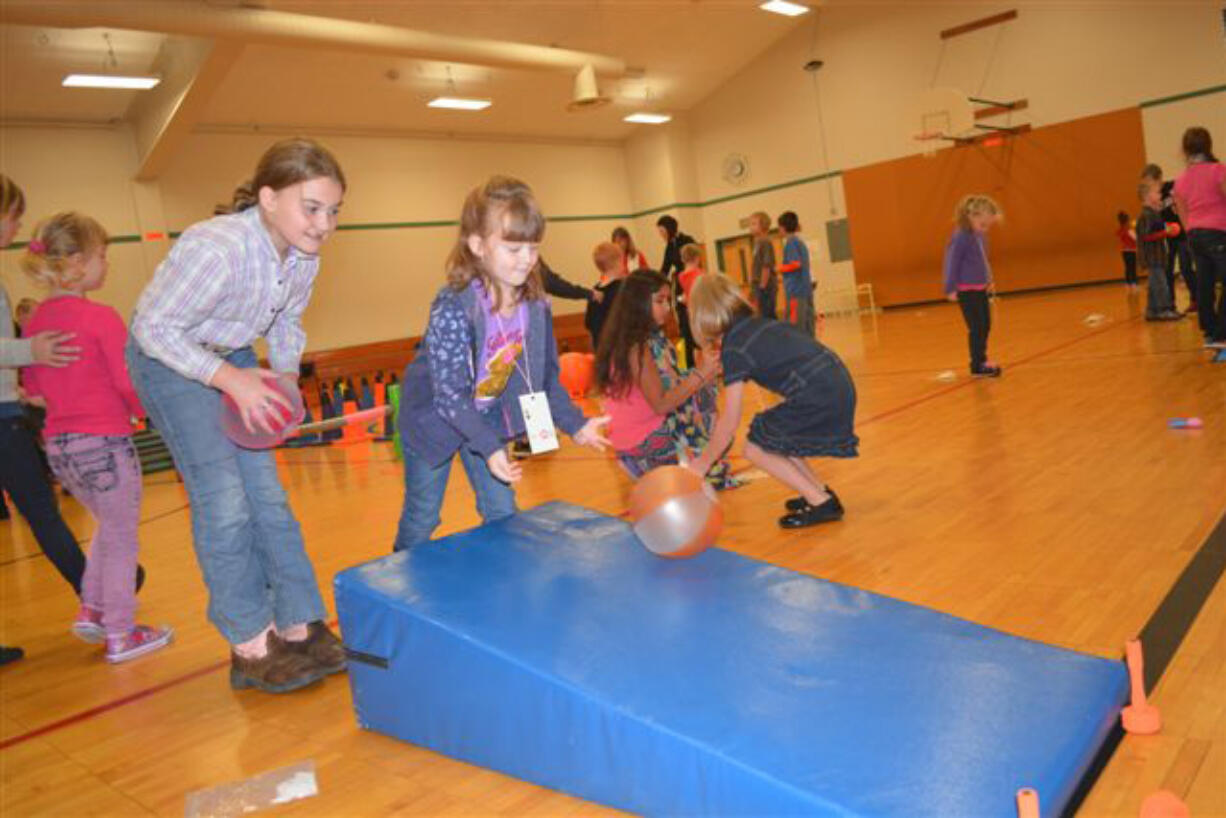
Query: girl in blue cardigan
942,194,1002,378
394,177,609,550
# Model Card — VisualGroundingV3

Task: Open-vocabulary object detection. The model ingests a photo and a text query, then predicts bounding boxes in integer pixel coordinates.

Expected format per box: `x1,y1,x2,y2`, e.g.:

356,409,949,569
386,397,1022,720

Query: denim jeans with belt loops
126,340,325,644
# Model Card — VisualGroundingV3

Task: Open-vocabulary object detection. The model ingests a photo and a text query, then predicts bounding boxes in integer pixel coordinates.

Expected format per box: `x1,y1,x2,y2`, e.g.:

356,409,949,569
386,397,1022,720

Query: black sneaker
779,496,844,529
785,486,841,512
135,564,146,594
0,645,25,666
971,365,1002,378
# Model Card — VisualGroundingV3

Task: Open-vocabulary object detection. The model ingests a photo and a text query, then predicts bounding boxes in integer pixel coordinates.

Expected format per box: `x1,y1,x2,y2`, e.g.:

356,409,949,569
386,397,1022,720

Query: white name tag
518,391,559,454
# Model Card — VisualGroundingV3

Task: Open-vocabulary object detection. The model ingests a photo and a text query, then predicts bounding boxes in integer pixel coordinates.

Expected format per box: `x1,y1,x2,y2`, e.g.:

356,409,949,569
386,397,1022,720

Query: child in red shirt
678,242,705,303
21,212,171,664
1116,211,1138,292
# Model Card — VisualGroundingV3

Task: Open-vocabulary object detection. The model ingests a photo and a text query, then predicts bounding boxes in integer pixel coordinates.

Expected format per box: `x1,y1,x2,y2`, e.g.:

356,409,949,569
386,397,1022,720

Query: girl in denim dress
687,274,858,529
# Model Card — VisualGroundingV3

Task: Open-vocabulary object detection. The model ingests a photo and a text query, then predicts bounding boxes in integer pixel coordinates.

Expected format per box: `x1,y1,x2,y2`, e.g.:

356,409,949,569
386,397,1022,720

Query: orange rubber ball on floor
628,465,723,559
558,352,595,399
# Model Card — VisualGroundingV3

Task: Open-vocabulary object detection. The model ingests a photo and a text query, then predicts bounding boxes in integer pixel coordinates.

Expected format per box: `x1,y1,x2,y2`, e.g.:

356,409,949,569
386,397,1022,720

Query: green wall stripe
9,82,1213,249
5,234,142,250
1139,83,1226,109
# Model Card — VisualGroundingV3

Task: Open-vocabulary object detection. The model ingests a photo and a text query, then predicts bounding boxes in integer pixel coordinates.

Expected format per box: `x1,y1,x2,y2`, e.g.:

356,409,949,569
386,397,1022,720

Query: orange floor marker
1139,790,1189,818
1016,787,1039,818
1121,638,1161,734
336,400,374,446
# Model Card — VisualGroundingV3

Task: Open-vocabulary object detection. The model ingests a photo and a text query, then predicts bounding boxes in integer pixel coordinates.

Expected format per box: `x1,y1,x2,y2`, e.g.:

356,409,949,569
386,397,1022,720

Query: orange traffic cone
336,399,374,446
1015,788,1039,818
1139,791,1189,818
1122,639,1161,735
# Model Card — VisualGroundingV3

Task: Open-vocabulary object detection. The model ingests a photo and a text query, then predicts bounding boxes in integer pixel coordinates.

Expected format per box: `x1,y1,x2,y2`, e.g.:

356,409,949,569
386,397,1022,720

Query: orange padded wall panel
842,107,1146,306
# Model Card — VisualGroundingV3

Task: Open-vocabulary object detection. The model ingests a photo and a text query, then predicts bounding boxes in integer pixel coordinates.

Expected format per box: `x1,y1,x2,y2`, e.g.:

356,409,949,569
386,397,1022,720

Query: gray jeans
1145,264,1174,317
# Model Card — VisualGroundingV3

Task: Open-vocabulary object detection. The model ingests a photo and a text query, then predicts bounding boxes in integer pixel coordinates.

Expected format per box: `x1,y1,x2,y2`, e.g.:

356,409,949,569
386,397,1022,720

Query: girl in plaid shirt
127,139,347,694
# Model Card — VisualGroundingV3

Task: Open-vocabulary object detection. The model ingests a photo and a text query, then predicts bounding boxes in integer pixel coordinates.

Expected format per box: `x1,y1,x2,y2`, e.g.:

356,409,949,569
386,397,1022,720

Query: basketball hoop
913,130,945,158
905,88,975,157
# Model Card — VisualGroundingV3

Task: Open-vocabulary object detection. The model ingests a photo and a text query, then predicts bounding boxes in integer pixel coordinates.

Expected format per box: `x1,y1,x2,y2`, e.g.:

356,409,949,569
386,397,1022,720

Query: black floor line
1062,508,1226,817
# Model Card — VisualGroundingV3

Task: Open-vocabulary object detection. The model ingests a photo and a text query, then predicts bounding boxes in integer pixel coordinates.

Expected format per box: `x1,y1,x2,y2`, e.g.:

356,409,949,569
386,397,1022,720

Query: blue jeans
0,406,85,594
393,442,516,551
126,341,325,644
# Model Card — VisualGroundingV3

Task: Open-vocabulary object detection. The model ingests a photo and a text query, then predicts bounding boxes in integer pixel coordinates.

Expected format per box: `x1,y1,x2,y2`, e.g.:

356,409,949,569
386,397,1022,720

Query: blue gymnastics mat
336,502,1127,817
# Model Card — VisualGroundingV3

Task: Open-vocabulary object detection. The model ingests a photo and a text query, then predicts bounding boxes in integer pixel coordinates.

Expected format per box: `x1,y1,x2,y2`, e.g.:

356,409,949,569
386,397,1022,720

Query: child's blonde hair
446,175,546,311
954,194,1001,231
750,211,771,232
592,241,624,274
0,174,25,218
680,243,702,265
20,212,109,290
688,273,753,347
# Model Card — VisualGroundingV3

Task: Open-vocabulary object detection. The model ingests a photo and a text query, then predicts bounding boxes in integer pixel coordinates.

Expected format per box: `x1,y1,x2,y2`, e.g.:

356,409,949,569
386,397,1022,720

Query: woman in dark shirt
656,215,698,368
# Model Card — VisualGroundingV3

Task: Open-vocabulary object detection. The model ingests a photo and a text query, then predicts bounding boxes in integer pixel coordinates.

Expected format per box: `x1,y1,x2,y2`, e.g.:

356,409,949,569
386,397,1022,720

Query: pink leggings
46,434,142,636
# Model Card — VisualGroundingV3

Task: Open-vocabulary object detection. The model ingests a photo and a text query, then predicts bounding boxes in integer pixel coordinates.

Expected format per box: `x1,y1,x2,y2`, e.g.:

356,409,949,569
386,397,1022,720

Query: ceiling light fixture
427,96,492,110
63,32,160,91
760,0,810,17
428,65,491,112
624,112,672,125
62,73,161,90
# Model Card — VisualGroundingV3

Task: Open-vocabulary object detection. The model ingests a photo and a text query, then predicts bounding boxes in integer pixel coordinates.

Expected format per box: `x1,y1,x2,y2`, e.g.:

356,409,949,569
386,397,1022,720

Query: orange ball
628,465,723,559
558,352,595,399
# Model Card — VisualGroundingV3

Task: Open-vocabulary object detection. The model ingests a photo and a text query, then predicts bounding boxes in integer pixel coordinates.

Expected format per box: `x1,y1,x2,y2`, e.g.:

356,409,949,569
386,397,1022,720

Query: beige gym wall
1,126,632,351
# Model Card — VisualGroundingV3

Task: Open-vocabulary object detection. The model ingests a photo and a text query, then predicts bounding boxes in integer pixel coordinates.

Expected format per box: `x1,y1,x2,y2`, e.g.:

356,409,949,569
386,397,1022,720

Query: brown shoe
283,621,347,675
230,630,326,693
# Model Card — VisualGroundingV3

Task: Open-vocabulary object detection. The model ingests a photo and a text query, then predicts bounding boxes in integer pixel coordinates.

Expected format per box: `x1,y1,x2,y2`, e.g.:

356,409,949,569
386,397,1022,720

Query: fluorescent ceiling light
759,0,810,17
62,73,161,90
624,112,672,125
428,96,492,111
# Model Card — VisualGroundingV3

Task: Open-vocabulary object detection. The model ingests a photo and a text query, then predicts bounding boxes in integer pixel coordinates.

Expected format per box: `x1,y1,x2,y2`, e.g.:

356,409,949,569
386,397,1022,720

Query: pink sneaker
71,606,105,644
105,624,173,664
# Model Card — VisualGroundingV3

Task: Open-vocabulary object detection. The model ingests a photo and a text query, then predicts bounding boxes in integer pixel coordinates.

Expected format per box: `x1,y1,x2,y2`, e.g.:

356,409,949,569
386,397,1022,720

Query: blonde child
687,274,857,529
127,139,346,693
677,243,705,305
1136,181,1182,322
394,176,609,550
942,195,1002,377
596,269,738,489
1,174,89,666
584,240,626,349
20,213,171,662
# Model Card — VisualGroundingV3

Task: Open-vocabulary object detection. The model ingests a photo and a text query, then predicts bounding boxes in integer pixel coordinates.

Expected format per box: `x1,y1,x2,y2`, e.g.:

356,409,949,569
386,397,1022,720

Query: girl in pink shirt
596,270,738,489
21,213,172,663
1172,126,1226,347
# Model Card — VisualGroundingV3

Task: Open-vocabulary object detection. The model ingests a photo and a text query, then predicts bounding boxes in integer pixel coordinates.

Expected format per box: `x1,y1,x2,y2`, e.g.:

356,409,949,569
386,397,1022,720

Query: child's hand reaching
574,415,611,451
487,448,523,484
686,452,711,478
212,364,294,434
694,354,721,383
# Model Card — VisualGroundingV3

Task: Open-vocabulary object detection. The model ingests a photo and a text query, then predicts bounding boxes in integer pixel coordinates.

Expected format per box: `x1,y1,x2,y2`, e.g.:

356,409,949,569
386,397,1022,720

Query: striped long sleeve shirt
131,206,319,384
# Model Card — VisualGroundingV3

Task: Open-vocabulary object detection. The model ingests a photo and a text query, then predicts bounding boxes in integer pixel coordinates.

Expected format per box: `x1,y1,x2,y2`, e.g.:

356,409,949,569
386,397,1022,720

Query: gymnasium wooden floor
2,283,1223,817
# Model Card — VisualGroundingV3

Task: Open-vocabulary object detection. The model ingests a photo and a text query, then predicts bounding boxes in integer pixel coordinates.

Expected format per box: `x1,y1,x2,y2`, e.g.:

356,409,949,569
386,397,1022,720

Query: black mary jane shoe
784,487,841,513
779,496,845,529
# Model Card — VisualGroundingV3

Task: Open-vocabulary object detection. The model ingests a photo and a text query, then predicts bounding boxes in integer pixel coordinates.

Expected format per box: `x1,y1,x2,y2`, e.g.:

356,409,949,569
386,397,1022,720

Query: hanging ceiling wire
806,12,837,215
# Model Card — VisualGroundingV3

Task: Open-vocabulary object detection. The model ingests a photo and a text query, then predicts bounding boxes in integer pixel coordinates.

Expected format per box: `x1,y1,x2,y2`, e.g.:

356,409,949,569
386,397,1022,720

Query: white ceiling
0,1,815,142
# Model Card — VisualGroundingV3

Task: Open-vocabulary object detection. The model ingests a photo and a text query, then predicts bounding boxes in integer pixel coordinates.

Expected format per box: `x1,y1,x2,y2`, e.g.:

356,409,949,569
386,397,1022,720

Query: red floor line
0,317,1143,750
0,659,228,750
